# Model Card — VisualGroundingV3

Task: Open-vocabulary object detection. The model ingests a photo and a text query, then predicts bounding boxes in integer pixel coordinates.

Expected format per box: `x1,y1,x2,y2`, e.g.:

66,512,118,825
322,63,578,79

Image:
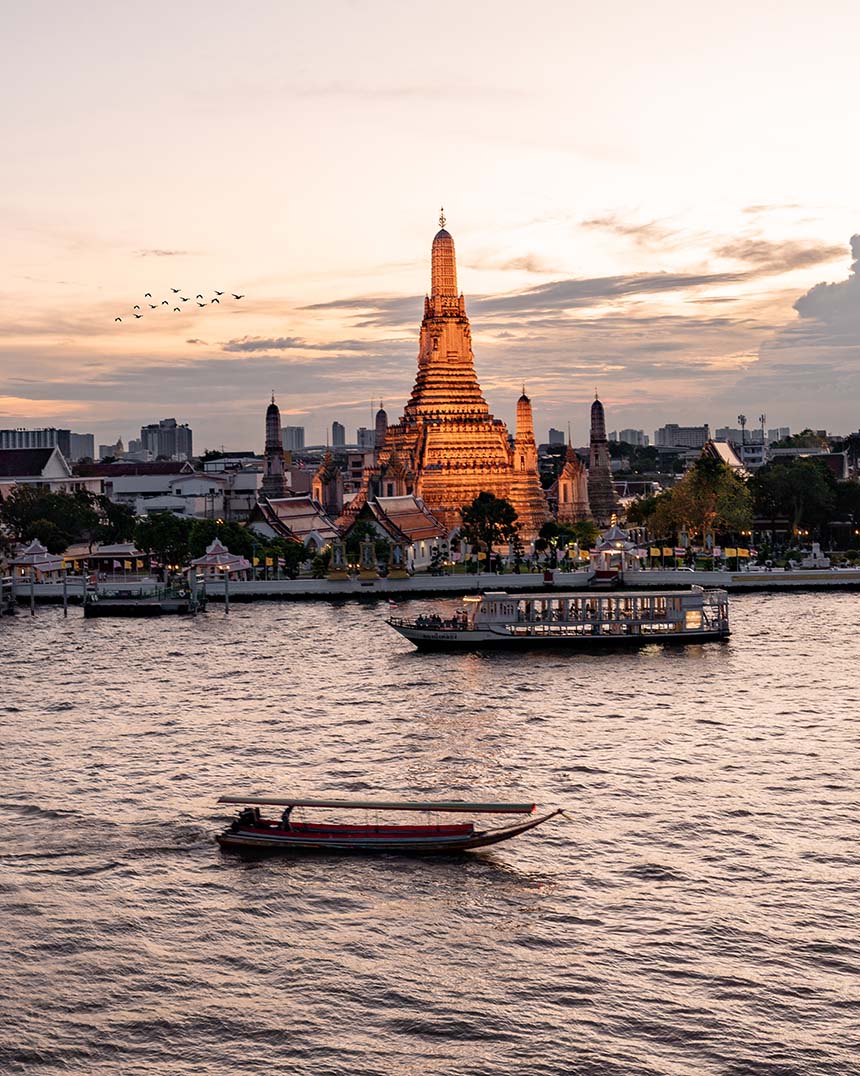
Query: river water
1,592,858,1076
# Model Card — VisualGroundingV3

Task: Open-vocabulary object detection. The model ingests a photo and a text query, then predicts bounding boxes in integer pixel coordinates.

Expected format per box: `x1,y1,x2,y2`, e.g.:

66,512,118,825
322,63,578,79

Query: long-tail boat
216,795,563,854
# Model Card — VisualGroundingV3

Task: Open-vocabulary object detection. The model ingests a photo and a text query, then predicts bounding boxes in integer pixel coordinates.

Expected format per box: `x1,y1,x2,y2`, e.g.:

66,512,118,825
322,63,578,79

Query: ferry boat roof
218,795,536,814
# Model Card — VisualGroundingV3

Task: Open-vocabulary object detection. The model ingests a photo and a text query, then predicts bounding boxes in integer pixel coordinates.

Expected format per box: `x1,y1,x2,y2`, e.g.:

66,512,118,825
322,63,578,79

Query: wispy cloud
222,335,383,353
581,214,680,247
716,237,844,273
134,249,196,258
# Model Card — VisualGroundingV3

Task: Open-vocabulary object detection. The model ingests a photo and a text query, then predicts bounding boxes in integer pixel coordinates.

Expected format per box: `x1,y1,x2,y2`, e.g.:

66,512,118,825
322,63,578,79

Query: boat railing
388,615,470,632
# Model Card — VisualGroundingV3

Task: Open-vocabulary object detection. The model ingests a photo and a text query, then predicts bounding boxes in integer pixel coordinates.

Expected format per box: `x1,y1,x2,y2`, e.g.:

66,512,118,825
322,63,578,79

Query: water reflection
2,593,859,1075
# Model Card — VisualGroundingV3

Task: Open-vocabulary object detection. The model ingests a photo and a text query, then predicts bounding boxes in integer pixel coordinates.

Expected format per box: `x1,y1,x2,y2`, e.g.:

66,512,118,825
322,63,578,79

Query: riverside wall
9,568,860,607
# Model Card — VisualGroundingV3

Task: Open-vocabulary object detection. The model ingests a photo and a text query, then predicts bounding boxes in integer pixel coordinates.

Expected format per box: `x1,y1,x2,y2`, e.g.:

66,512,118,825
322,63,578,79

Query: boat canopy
217,795,536,814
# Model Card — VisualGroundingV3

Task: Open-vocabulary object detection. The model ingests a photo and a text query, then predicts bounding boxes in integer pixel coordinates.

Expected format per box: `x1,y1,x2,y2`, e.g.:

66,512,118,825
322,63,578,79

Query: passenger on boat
236,806,256,829
280,806,294,831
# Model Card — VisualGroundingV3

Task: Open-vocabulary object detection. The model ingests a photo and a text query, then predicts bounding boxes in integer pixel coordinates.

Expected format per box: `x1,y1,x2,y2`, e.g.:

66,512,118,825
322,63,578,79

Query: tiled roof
76,461,194,477
0,448,55,477
258,496,339,542
373,496,447,542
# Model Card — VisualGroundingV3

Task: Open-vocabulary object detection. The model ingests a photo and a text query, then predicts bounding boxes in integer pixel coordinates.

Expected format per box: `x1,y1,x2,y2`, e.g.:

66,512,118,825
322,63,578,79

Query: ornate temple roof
369,495,447,543
251,496,339,543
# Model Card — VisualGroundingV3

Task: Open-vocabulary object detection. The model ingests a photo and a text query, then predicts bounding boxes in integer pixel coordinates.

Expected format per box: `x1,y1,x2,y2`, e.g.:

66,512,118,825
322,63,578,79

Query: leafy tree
188,518,253,559
28,518,75,554
344,518,391,562
773,428,830,450
460,492,519,554
634,456,752,541
0,486,100,550
134,512,193,569
750,458,836,534
537,520,599,565
95,496,136,545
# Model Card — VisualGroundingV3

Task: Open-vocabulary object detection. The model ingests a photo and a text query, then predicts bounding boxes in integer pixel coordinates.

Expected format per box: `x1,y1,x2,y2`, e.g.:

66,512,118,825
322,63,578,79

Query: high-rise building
654,424,710,449
618,429,648,447
548,428,565,446
768,427,791,443
716,426,764,445
356,427,375,449
282,426,305,452
343,216,549,540
261,395,286,500
98,438,125,460
0,427,71,457
68,432,95,461
588,395,620,525
140,418,192,460
331,421,346,448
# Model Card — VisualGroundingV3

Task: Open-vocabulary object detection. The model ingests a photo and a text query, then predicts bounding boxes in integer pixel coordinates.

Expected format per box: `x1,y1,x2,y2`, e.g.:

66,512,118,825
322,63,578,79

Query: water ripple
1,593,858,1075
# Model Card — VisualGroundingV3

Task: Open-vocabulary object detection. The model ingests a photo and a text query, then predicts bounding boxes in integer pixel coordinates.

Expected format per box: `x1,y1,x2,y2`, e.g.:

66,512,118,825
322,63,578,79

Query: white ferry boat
388,587,729,651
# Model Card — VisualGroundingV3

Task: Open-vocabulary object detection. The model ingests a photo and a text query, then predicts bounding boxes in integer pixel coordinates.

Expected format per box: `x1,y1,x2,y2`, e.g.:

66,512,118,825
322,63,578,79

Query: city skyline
2,1,858,449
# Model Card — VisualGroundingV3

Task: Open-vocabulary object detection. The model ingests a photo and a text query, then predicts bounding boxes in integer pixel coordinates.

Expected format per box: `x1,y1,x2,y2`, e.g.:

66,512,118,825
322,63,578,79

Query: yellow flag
253,557,260,566
265,556,273,566
662,547,674,557
124,560,132,569
649,547,661,557
738,548,750,558
724,547,737,557
136,559,144,568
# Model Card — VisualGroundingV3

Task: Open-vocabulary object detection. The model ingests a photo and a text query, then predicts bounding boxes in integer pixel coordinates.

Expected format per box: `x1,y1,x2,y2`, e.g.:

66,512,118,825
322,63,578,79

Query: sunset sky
2,0,858,450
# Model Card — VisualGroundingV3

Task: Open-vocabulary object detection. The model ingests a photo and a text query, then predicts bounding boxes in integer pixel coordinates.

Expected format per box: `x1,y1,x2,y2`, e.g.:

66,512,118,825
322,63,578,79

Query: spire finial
568,421,572,445
595,388,599,400
522,383,526,396
271,389,275,405
439,206,446,229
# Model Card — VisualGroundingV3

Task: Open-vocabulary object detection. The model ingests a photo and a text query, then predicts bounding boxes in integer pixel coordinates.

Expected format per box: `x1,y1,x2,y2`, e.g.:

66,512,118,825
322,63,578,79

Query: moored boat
388,586,730,651
217,795,563,854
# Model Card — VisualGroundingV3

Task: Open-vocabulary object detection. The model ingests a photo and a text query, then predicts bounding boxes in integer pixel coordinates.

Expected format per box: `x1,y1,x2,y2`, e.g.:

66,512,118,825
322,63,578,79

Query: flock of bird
113,289,245,322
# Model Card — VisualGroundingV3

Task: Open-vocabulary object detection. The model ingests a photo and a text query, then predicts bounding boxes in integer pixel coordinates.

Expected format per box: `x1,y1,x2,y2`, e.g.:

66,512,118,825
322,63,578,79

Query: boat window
685,610,702,630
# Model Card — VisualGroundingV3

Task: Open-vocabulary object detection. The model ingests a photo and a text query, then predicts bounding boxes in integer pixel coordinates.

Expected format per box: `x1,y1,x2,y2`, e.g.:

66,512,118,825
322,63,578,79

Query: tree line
627,454,860,546
0,487,305,575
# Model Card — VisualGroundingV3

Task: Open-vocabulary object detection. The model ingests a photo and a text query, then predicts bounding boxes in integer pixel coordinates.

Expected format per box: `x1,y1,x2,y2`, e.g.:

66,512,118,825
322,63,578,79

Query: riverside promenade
199,566,860,601
12,567,860,607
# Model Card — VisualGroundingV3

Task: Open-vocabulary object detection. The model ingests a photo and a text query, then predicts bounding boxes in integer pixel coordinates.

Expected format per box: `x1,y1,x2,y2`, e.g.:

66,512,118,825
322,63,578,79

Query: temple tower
587,394,620,525
374,402,388,450
514,389,538,473
508,389,550,537
368,213,549,540
261,394,286,500
557,442,592,523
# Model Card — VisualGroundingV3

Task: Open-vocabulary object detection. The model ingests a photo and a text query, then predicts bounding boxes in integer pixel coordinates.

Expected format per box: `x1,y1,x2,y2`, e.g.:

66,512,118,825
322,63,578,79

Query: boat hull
390,624,729,651
217,810,562,855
